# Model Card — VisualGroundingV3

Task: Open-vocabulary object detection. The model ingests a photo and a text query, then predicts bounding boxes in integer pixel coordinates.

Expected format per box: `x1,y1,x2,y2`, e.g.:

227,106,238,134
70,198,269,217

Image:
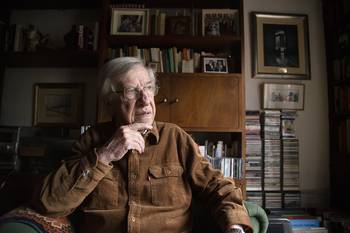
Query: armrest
0,206,74,233
244,201,269,233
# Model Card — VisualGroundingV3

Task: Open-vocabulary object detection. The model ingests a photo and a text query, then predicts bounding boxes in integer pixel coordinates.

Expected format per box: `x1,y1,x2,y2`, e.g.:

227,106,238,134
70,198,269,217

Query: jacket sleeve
179,130,253,233
31,129,113,216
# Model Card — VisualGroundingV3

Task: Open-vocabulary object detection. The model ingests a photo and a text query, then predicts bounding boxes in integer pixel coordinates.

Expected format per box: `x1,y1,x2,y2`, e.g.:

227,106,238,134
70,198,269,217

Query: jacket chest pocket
148,165,187,206
85,171,119,210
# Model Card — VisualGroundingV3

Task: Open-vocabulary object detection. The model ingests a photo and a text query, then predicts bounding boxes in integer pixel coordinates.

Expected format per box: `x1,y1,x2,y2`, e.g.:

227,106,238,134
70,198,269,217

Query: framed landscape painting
33,83,84,127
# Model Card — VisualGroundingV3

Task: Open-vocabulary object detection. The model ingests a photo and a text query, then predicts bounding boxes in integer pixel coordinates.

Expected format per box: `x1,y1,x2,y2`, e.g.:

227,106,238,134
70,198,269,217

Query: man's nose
138,89,151,104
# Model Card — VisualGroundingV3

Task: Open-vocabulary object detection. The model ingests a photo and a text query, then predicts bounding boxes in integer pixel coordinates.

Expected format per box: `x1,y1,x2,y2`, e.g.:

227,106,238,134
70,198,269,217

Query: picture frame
202,57,228,73
148,62,161,73
202,9,239,36
110,8,148,35
252,12,310,79
33,83,84,127
263,83,305,110
165,16,191,36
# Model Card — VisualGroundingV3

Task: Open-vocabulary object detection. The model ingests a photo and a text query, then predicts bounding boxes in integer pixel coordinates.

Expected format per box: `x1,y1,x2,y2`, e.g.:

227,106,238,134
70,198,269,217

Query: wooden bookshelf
323,0,350,211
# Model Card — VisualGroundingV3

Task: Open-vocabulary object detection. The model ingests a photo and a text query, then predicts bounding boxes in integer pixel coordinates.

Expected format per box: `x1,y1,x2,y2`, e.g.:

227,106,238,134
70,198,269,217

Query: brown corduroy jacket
33,121,252,233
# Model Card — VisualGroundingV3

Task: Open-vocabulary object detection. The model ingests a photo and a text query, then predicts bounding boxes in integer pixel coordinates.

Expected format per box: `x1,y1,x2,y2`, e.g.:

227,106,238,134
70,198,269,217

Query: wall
244,0,329,207
0,10,98,126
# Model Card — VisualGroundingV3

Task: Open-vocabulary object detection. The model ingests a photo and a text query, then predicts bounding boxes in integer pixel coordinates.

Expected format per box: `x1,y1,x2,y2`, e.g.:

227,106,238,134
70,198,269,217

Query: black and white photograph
110,9,148,35
252,12,310,79
203,57,228,73
202,9,239,36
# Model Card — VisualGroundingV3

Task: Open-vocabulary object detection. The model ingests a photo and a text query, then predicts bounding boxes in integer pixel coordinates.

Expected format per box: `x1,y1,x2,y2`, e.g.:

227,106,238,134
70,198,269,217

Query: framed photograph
166,16,191,35
202,9,239,36
252,12,310,79
33,83,84,127
202,57,228,73
148,62,160,73
263,83,305,110
110,8,148,35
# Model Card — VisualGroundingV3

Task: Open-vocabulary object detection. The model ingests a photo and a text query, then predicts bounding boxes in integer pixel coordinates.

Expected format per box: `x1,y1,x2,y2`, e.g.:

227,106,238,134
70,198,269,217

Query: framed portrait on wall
263,83,305,110
252,12,310,79
33,83,84,127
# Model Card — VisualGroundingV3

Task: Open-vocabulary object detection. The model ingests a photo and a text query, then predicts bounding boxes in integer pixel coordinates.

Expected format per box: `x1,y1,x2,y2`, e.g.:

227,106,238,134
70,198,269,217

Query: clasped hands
96,123,153,165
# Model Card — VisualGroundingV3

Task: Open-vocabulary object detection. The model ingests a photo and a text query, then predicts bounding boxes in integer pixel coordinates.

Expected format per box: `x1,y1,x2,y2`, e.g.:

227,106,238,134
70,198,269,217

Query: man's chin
133,117,154,125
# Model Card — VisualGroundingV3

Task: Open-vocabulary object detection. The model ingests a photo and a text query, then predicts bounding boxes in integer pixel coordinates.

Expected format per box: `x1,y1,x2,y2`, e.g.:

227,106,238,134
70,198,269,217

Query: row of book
108,46,231,73
109,5,239,37
0,23,99,52
204,156,243,179
196,138,242,179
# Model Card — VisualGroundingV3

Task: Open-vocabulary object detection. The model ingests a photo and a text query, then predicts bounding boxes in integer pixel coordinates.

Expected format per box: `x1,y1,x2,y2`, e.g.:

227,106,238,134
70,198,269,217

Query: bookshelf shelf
107,35,241,50
4,50,99,67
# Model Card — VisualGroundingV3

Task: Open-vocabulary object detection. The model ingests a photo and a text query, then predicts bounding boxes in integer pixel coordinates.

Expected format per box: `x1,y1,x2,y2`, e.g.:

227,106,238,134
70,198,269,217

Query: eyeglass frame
111,82,159,101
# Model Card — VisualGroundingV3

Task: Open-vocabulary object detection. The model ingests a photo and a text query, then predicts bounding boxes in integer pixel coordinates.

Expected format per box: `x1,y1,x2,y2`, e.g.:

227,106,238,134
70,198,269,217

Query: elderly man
32,57,252,233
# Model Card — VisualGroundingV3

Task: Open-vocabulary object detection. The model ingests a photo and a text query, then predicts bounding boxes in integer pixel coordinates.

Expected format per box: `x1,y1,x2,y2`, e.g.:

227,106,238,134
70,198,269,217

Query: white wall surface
0,68,97,126
244,0,330,207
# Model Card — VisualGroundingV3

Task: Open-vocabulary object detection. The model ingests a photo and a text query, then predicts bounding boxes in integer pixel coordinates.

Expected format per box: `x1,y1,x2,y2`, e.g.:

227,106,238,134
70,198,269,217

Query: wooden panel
155,75,171,122
169,73,242,131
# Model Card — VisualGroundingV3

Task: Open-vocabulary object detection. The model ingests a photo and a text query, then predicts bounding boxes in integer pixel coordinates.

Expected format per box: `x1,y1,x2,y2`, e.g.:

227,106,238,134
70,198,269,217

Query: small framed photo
263,83,305,110
166,16,191,35
252,12,310,79
33,83,84,127
110,8,148,35
203,57,228,73
148,62,161,73
202,9,239,36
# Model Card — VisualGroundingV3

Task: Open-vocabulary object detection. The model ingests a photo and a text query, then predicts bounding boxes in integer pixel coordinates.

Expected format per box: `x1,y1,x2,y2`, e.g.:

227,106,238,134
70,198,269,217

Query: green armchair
0,201,268,233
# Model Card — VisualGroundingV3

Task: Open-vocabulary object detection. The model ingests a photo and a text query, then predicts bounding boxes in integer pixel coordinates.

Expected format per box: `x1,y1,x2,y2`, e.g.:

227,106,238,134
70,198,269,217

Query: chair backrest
0,207,74,233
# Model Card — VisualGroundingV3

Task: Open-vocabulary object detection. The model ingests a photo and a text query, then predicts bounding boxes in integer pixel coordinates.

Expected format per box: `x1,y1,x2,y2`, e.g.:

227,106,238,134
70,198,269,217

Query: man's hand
96,123,153,164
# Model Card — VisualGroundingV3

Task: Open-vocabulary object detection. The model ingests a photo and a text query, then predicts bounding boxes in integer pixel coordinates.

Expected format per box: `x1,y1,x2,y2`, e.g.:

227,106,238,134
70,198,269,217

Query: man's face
111,65,156,125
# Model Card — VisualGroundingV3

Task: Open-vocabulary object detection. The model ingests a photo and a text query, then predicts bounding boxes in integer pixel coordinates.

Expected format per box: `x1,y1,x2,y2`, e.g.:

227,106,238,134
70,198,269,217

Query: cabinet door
155,75,171,122
168,73,243,131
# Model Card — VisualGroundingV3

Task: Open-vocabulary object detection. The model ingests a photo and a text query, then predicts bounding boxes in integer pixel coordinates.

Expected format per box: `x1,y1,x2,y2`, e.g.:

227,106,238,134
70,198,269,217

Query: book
293,227,328,233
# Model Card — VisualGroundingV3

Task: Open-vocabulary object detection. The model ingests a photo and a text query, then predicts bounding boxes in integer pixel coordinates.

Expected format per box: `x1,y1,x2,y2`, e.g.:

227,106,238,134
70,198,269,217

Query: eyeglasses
112,84,159,100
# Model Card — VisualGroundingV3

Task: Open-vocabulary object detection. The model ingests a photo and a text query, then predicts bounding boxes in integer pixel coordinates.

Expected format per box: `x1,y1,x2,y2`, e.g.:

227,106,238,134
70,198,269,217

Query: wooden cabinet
156,73,243,131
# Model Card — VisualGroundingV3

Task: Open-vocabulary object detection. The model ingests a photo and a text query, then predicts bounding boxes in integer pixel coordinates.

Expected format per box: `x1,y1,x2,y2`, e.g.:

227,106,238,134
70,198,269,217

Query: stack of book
263,111,281,192
245,111,263,206
281,111,301,208
282,213,328,233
